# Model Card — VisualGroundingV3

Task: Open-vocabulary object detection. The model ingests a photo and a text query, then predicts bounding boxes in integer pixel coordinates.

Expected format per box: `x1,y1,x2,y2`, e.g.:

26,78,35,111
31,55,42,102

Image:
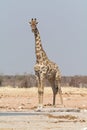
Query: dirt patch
47,114,78,120
46,114,86,123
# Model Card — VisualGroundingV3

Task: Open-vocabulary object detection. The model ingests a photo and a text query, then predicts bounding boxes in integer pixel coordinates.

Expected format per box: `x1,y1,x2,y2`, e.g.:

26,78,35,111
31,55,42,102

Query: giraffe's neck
34,27,48,64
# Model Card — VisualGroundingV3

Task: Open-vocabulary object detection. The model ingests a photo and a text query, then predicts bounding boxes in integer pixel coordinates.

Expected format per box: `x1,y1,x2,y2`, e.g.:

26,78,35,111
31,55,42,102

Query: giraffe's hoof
35,108,41,112
35,104,43,112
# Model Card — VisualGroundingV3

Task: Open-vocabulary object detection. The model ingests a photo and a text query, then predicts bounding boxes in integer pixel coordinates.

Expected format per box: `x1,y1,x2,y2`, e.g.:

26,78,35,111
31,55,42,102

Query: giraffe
29,18,63,109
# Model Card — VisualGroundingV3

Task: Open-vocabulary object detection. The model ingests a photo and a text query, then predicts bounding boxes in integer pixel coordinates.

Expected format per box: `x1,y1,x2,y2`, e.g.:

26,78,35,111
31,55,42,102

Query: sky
0,0,87,76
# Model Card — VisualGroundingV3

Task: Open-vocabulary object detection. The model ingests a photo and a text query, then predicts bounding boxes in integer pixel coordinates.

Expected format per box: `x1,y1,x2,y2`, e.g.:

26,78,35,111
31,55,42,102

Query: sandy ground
0,86,87,130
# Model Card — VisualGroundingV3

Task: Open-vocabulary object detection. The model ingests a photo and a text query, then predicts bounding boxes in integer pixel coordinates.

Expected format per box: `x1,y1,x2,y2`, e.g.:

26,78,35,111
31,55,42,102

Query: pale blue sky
0,0,87,76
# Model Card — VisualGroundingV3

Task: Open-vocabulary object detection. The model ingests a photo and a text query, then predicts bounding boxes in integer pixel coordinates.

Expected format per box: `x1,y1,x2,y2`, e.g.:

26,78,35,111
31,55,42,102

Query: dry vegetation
0,75,87,88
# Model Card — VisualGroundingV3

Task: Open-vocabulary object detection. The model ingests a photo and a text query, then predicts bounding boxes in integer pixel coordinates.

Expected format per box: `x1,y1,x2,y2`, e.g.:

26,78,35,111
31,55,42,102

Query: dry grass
0,86,87,111
0,86,87,97
62,87,87,94
0,86,38,97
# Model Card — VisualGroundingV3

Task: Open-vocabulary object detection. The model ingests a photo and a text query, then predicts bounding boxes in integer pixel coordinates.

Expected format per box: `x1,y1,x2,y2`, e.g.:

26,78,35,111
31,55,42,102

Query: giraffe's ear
36,22,38,24
29,22,31,24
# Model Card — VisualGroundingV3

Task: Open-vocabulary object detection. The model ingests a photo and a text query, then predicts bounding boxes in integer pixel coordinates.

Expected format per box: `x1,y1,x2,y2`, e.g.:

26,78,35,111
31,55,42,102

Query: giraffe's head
29,18,38,32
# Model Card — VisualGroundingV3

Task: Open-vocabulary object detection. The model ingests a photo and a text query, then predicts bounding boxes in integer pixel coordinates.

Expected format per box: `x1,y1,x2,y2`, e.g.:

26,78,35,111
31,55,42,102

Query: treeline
0,74,87,88
0,74,37,88
61,76,87,87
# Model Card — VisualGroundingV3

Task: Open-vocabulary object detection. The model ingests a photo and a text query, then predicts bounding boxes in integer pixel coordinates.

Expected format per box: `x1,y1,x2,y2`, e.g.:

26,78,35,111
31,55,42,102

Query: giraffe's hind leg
55,80,63,104
51,81,57,106
52,88,57,106
55,72,63,105
58,84,63,105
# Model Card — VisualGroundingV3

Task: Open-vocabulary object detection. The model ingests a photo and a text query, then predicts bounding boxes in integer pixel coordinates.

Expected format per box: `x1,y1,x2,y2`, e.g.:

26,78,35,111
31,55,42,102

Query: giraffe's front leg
38,75,44,109
35,72,44,110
